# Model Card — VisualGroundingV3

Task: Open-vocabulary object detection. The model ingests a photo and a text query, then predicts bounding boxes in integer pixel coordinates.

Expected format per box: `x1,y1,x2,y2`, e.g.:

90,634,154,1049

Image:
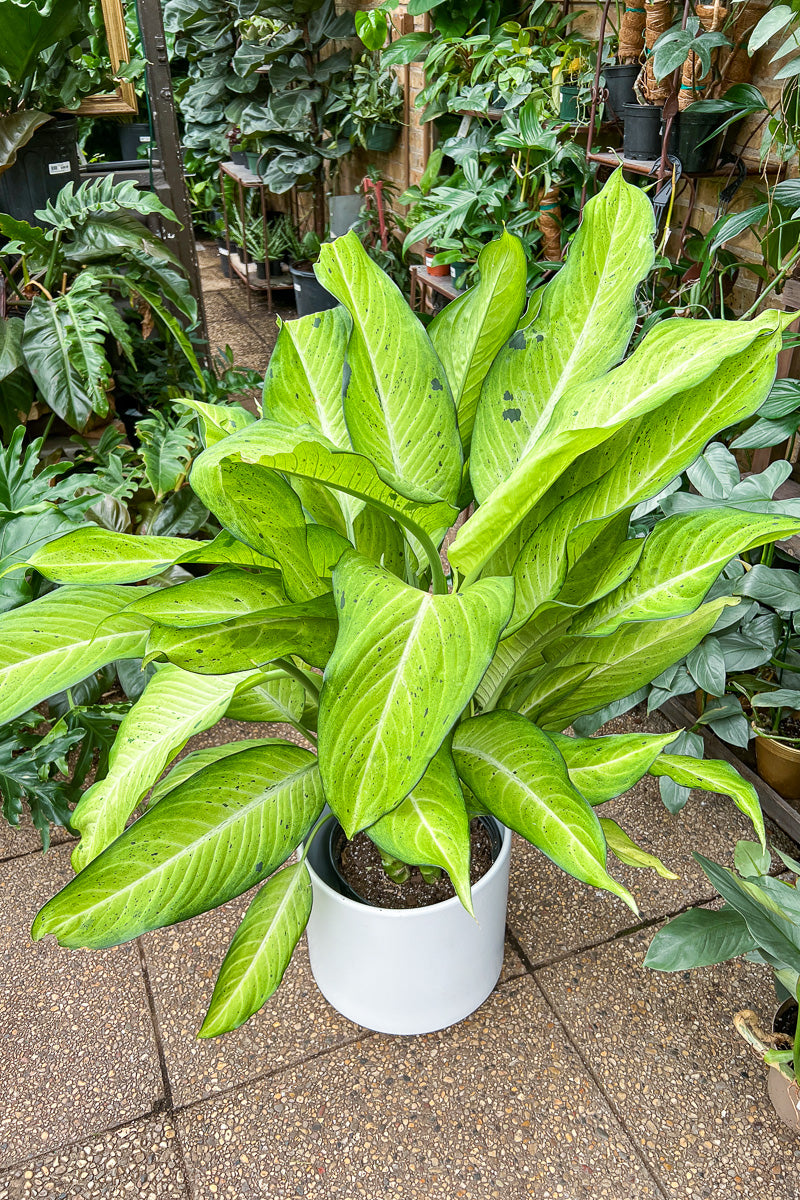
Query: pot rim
306,816,512,920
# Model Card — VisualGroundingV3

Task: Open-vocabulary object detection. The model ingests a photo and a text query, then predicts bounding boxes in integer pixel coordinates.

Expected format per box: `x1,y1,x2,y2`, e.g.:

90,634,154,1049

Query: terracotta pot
768,1001,800,1135
754,732,800,802
425,250,450,277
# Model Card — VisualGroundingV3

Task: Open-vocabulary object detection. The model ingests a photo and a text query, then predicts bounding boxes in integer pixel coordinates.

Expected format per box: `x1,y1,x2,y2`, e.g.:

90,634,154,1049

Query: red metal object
361,175,389,251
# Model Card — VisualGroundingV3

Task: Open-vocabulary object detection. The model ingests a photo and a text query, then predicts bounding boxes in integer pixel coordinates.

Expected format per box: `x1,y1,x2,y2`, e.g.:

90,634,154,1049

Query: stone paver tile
538,928,800,1199
176,976,661,1200
508,707,795,966
0,1117,187,1199
0,816,73,863
144,877,526,1109
0,847,163,1167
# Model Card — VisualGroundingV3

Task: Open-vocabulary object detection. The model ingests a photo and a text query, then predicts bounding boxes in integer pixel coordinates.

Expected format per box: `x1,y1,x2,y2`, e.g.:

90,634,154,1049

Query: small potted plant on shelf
646,839,800,1135
348,57,405,154
551,38,595,124
10,171,798,1044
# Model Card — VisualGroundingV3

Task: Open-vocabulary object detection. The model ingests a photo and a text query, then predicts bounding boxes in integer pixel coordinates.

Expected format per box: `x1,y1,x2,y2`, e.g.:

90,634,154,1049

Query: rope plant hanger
679,0,728,109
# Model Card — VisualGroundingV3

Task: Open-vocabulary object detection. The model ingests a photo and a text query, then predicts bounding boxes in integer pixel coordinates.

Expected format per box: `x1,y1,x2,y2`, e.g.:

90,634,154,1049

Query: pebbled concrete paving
2,280,799,1198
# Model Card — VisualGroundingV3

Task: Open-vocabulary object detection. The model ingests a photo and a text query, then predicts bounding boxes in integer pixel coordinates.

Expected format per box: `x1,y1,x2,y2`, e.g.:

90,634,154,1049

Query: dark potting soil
337,818,493,909
755,713,800,740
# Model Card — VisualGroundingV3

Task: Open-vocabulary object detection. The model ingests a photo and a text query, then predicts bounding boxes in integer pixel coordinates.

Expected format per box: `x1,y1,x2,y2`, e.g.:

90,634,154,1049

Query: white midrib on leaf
56,762,318,927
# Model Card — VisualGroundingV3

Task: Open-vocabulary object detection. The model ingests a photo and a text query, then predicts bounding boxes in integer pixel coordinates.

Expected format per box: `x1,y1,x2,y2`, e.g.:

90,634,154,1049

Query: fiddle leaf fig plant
11,170,796,1038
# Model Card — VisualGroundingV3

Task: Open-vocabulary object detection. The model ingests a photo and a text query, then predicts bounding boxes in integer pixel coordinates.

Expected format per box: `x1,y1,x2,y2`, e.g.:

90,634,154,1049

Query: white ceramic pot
305,814,512,1035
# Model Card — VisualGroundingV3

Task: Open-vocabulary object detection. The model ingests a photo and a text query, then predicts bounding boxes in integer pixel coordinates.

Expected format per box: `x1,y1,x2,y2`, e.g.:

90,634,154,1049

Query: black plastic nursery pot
363,122,400,153
289,264,338,316
622,104,663,160
602,64,639,121
0,117,80,224
230,147,248,167
669,108,725,173
118,122,151,162
215,238,231,278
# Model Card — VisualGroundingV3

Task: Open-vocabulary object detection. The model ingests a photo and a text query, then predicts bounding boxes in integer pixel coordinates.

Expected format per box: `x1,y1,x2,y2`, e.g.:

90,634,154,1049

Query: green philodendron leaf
147,738,279,806
226,674,307,724
599,818,679,879
734,839,772,878
573,508,800,636
263,307,352,449
694,854,800,973
32,743,325,950
649,755,765,848
521,595,738,730
0,111,50,174
453,310,785,583
0,585,152,724
177,398,256,447
551,731,678,804
470,170,654,505
428,231,527,453
318,552,514,837
145,594,339,674
27,527,213,584
452,711,637,911
191,419,458,551
70,665,252,871
22,299,97,431
315,231,463,505
368,746,474,914
644,906,756,971
127,568,286,627
199,861,312,1038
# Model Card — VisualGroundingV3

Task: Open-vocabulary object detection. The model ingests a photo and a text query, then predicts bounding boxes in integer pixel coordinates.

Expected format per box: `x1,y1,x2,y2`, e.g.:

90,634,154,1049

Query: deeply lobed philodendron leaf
318,551,514,836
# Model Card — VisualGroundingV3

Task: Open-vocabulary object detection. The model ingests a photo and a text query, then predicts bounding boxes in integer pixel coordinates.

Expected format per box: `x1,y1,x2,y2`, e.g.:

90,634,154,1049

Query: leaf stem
273,657,322,699
740,245,800,321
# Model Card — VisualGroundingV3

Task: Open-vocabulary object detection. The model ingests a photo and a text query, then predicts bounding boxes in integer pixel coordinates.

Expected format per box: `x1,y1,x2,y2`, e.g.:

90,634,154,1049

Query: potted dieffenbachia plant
10,170,798,1039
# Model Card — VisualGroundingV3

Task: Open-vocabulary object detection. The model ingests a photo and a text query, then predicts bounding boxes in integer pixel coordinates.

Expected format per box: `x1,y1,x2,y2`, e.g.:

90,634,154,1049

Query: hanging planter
304,814,512,1035
363,121,400,153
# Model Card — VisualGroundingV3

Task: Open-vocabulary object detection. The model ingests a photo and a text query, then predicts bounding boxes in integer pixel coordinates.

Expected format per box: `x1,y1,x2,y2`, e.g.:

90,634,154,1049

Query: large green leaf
146,594,338,673
26,527,212,584
0,585,152,724
521,595,737,729
190,456,325,602
199,862,312,1038
368,746,474,914
22,298,97,430
693,854,800,973
263,307,352,448
644,906,756,971
453,311,785,583
452,711,636,911
573,509,800,636
191,419,458,551
177,399,255,447
470,170,655,503
551,731,678,804
315,231,463,504
147,738,278,806
70,665,251,871
318,551,514,836
226,673,308,724
0,0,88,85
128,567,286,626
649,755,765,848
0,111,50,174
428,231,527,453
31,744,324,949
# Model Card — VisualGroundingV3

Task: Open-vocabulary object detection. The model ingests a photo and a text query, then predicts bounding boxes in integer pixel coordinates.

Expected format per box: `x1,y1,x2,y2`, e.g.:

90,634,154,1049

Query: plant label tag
48,161,71,175
139,136,150,143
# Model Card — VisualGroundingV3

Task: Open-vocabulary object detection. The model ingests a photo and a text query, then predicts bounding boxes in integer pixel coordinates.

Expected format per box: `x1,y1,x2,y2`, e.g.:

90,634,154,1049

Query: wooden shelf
220,161,265,188
228,252,293,291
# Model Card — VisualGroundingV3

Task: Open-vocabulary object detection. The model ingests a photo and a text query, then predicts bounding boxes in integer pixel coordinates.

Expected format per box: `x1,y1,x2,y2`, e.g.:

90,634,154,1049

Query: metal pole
580,0,613,215
136,0,208,349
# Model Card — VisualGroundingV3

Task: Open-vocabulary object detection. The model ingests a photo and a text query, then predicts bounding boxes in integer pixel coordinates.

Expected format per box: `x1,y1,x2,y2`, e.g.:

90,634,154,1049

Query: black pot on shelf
119,122,151,161
256,260,267,280
603,64,640,121
669,107,725,173
0,117,79,224
622,104,663,160
289,264,338,316
230,147,248,167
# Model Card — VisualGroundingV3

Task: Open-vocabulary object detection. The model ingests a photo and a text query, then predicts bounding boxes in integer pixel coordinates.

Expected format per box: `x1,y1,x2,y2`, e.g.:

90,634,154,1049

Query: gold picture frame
76,0,138,116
